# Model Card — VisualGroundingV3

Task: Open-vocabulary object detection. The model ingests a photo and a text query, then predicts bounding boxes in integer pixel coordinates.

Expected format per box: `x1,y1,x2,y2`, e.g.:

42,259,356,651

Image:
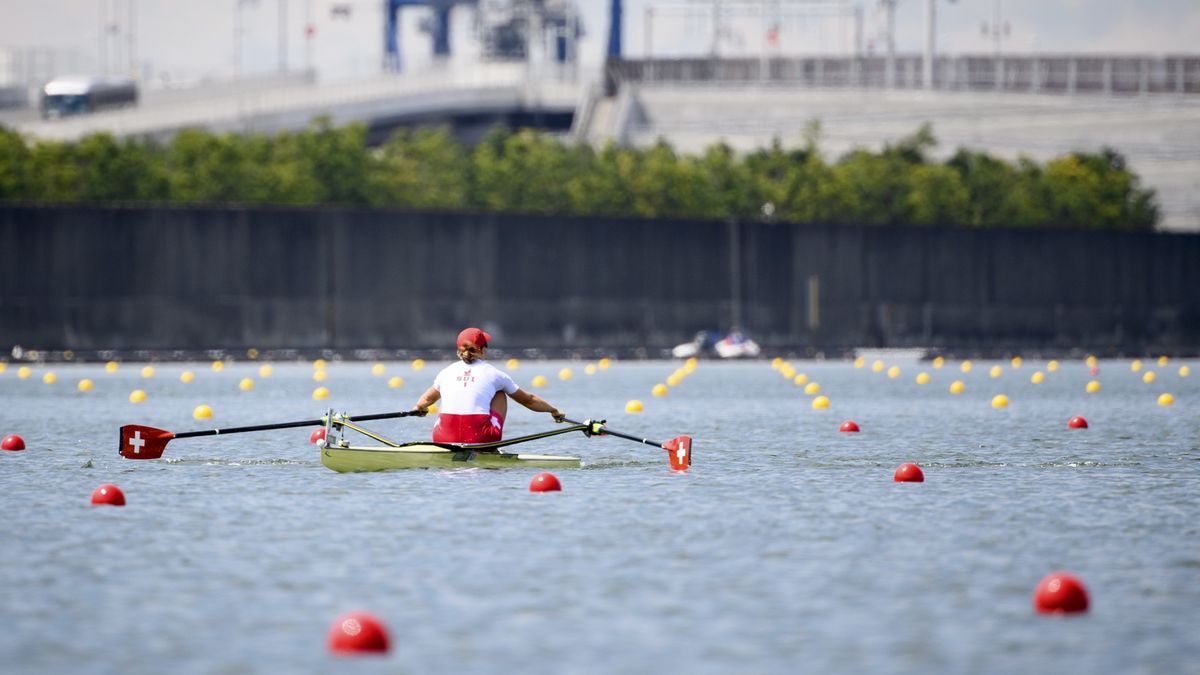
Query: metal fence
607,55,1200,96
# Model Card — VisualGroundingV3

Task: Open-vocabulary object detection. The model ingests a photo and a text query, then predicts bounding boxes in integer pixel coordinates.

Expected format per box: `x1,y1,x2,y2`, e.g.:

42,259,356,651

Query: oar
564,418,692,471
118,410,423,460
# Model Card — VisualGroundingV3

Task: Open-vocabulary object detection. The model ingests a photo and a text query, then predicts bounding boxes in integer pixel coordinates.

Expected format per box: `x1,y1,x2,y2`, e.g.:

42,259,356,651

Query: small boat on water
320,442,581,472
318,413,583,472
119,410,690,472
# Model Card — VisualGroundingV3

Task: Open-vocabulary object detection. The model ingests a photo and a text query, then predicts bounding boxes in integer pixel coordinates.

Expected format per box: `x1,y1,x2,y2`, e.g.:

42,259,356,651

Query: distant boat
673,330,761,359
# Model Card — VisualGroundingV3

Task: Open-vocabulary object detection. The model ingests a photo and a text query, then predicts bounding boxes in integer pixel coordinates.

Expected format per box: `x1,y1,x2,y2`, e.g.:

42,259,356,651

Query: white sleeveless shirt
432,359,519,414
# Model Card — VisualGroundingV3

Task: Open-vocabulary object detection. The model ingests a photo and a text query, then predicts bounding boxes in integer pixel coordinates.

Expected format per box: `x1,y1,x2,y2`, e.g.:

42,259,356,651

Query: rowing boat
319,442,581,472
119,409,689,472
317,414,584,472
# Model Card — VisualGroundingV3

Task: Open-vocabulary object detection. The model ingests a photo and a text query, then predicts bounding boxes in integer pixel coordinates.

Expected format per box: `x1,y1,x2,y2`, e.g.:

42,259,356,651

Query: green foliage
0,120,1160,230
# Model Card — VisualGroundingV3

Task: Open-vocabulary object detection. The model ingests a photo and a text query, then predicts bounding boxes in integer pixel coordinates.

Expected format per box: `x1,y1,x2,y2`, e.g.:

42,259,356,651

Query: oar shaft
563,419,661,447
173,410,419,439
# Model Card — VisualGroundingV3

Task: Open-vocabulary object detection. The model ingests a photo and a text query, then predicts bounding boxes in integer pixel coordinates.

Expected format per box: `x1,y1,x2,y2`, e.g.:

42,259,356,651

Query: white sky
1,1,1198,85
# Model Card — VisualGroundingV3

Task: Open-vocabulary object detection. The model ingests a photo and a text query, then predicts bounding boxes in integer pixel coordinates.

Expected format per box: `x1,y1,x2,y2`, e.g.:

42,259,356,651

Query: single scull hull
320,442,582,472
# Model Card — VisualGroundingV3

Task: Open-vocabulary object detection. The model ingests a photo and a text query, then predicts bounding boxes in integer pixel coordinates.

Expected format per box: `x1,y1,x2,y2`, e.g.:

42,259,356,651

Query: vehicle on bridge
41,76,138,119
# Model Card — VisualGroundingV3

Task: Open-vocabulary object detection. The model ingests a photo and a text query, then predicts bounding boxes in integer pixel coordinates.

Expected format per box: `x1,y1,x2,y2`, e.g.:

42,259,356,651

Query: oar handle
173,410,422,439
563,418,662,448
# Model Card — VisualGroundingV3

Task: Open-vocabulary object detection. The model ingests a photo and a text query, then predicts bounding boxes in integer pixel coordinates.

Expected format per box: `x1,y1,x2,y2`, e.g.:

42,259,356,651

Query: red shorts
432,410,505,444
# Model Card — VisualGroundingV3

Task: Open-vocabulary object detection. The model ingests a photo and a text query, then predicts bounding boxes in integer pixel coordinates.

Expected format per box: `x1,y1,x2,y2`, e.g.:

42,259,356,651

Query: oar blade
119,425,175,459
662,436,692,471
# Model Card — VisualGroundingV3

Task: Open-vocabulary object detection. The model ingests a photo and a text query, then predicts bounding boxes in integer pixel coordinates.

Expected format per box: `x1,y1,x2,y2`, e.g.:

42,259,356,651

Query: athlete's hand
551,410,566,423
412,406,428,417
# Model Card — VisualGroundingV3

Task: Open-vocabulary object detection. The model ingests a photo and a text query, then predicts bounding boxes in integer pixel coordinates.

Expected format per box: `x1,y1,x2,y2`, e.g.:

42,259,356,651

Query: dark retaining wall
2,205,1198,355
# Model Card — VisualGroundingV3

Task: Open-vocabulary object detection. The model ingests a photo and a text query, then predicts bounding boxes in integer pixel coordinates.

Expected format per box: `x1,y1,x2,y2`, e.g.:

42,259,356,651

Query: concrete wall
2,205,1198,354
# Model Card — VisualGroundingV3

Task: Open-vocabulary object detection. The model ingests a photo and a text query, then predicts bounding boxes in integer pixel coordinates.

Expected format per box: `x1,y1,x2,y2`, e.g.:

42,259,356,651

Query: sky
2,0,1199,86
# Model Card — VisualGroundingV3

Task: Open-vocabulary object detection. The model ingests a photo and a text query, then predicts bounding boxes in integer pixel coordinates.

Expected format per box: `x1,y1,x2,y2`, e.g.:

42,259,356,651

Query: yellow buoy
371,363,386,376
584,364,597,375
793,373,809,386
238,377,255,391
685,357,698,370
312,386,330,400
652,383,669,397
932,356,945,369
772,357,784,370
258,364,273,378
961,360,973,373
1142,371,1156,384
989,365,1003,378
313,358,327,370
1180,365,1191,378
211,360,224,372
387,376,404,388
803,382,821,395
531,375,547,388
1157,355,1169,367
625,399,644,413
1047,360,1059,372
180,370,195,383
17,366,31,379
77,378,94,392
915,372,930,385
1010,356,1023,369
1130,359,1142,373
246,348,259,359
42,372,57,384
949,380,965,394
871,360,885,373
412,358,426,371
129,389,147,403
1086,355,1098,368
313,370,327,382
811,395,830,410
427,403,438,414
1157,392,1175,406
598,358,612,370
991,394,1009,409
1086,380,1101,394
193,404,213,420
1031,371,1045,384
506,358,520,370
887,365,901,379
0,362,8,374
666,373,683,387
141,365,155,378
853,356,865,369
780,365,796,379
558,368,573,381
104,361,119,373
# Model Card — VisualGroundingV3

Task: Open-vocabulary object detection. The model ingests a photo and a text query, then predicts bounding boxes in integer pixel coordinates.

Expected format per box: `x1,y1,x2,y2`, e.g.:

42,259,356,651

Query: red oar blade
661,436,692,471
119,425,175,459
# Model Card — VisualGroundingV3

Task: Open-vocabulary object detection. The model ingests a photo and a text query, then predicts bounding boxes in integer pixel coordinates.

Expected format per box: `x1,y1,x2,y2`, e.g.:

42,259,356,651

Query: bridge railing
607,55,1200,96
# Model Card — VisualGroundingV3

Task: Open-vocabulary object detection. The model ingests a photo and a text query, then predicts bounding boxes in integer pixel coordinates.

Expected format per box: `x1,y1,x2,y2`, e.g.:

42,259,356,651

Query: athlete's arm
413,387,440,415
509,389,565,422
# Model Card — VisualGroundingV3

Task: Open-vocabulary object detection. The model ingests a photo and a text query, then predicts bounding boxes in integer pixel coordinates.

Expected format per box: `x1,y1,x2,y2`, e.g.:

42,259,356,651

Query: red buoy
2,434,25,451
90,484,126,506
529,472,562,492
310,428,327,444
839,420,860,433
328,611,390,654
1089,366,1099,376
1067,416,1089,429
1034,572,1089,614
894,463,924,482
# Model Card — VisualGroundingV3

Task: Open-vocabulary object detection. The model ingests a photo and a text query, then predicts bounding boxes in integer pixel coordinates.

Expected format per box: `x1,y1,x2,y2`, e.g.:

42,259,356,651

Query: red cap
456,327,491,349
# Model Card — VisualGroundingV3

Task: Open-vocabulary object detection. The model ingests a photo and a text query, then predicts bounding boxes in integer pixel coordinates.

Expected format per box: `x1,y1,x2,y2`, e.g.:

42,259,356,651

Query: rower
412,327,566,443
